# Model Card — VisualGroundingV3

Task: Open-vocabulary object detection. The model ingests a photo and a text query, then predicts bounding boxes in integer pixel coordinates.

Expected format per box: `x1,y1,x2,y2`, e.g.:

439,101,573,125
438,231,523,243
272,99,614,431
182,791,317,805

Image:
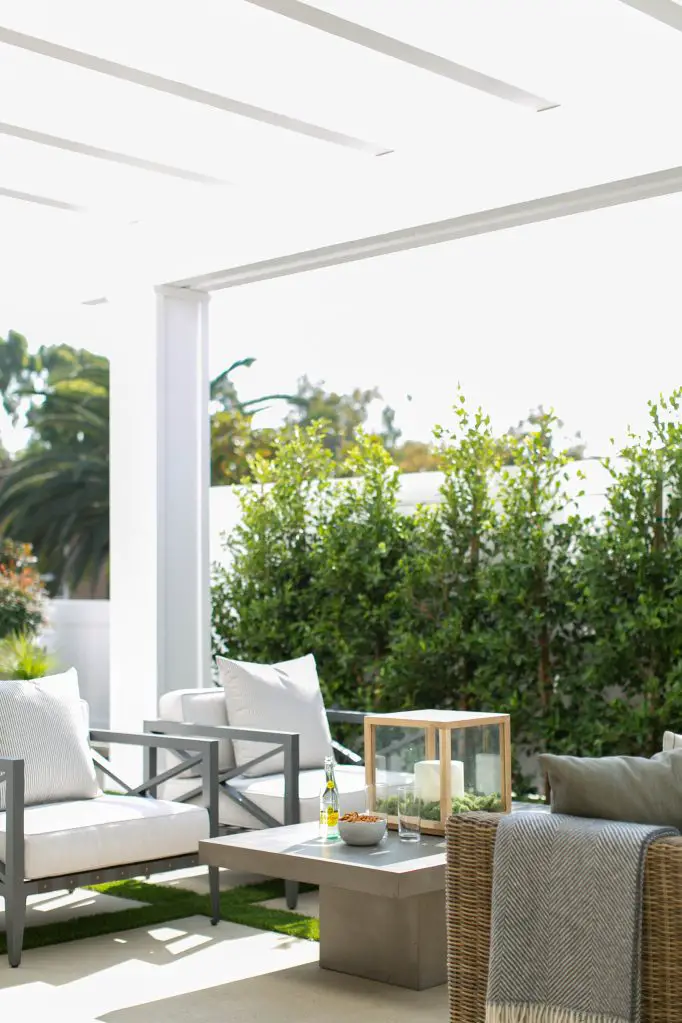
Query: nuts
340,812,383,823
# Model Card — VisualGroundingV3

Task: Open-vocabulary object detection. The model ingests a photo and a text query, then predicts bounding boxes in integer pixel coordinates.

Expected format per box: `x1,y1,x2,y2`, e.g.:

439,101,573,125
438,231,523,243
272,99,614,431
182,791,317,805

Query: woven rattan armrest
445,812,682,1023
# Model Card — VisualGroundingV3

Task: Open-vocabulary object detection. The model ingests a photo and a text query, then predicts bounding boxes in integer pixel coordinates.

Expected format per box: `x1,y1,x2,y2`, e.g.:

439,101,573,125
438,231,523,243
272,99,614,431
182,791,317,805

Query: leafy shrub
212,426,411,711
0,631,55,680
0,540,46,641
379,401,502,714
569,392,682,758
212,392,682,792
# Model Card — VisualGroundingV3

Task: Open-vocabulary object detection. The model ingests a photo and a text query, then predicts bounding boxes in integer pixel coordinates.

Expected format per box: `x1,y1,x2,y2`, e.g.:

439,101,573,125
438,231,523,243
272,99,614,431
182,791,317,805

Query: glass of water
397,784,421,842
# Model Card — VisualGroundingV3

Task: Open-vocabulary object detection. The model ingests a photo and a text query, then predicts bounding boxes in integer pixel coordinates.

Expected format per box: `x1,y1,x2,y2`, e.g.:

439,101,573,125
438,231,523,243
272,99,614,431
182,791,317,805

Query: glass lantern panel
445,724,504,813
372,725,427,816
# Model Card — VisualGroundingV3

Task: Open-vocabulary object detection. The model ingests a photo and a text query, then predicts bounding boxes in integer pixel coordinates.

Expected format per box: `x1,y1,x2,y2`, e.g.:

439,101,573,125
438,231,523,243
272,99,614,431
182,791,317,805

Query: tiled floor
0,915,447,1022
0,867,446,1023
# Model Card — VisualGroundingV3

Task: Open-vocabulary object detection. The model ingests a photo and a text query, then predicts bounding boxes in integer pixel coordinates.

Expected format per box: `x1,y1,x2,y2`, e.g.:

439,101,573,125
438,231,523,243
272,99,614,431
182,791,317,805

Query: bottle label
326,809,339,827
326,780,335,790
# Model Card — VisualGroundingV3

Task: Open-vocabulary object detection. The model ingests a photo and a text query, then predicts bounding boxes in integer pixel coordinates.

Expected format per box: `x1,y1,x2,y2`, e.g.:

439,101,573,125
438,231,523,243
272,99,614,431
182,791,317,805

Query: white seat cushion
217,654,332,777
0,795,209,880
158,688,235,777
161,764,411,831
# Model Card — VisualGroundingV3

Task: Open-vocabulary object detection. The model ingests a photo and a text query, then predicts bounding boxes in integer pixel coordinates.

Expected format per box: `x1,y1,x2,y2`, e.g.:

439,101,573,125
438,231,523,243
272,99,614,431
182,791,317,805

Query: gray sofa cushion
538,749,682,829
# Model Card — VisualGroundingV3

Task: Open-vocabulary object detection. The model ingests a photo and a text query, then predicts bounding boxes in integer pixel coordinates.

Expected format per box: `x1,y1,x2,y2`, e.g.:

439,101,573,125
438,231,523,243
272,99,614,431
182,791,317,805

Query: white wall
45,599,110,729
210,460,618,569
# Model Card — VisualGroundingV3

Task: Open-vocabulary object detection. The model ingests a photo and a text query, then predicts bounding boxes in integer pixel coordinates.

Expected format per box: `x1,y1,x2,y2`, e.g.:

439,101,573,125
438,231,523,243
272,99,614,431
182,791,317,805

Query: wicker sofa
445,812,682,1023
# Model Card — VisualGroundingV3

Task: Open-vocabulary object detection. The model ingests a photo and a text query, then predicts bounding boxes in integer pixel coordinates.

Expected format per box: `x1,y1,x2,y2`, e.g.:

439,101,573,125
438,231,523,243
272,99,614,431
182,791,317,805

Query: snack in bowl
338,811,387,846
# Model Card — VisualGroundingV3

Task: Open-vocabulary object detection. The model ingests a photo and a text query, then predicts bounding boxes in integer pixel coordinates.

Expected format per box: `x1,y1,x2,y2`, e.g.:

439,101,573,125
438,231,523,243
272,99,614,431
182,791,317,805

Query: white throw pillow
0,668,100,809
217,654,332,778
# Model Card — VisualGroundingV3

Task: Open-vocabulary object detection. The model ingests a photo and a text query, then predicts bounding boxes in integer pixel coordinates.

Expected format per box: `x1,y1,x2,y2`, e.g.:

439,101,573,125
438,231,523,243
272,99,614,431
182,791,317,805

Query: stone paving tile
0,914,446,1023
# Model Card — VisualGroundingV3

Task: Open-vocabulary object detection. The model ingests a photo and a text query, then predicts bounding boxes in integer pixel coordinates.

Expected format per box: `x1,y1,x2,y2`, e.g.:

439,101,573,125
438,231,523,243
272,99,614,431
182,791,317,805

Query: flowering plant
0,540,46,640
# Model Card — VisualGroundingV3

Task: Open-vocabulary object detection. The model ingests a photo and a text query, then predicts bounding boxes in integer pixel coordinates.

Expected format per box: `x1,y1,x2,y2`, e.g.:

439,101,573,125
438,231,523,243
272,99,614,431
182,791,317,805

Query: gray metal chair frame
0,729,221,968
145,708,367,910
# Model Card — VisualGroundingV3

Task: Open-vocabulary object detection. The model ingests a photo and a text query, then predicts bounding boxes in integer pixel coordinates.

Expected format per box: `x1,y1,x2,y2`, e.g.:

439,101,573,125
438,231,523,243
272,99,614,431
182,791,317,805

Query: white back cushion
158,688,234,777
217,654,332,777
0,668,100,809
663,731,682,751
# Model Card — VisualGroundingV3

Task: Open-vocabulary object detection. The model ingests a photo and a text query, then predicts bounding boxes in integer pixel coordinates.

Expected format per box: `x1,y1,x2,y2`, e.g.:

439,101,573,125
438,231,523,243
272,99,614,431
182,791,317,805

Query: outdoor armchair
146,695,368,908
445,812,682,1023
1,729,221,968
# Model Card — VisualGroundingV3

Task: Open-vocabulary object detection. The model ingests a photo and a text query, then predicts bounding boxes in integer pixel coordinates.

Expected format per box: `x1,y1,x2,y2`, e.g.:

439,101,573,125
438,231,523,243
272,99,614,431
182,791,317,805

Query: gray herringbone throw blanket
486,812,679,1023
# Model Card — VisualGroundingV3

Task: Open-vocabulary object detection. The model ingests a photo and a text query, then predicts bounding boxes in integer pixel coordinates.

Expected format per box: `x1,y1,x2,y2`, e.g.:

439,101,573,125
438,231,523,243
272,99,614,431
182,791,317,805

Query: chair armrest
0,757,25,884
145,719,301,826
89,730,220,836
142,719,299,747
91,729,219,752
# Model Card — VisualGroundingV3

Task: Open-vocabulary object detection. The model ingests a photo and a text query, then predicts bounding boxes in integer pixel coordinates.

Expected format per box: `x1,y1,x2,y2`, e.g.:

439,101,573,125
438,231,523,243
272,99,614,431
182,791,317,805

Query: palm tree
0,348,299,594
0,356,109,594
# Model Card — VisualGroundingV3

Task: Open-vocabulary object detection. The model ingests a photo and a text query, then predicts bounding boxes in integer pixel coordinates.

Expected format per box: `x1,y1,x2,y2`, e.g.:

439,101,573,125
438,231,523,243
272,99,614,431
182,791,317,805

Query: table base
319,886,446,990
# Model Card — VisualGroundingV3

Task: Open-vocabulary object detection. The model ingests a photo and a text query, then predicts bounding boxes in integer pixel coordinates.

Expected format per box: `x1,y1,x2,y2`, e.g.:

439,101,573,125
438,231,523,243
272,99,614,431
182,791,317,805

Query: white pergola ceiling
1,0,682,302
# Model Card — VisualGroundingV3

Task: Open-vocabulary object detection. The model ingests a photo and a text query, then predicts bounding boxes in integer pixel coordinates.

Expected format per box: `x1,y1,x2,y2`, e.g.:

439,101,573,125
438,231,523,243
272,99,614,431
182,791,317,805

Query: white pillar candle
413,760,465,803
476,753,501,795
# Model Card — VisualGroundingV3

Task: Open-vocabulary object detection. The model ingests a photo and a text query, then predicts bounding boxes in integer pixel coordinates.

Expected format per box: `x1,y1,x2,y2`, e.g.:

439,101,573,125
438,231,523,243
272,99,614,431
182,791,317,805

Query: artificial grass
0,877,319,956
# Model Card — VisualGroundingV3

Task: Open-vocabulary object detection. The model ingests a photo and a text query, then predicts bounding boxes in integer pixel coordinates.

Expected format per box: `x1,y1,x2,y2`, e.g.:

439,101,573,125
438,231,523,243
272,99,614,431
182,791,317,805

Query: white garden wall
209,459,619,570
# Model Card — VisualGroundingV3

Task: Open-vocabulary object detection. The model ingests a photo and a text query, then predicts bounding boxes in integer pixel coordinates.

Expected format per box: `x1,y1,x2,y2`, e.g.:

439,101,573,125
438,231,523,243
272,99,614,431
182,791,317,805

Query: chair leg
6,883,26,967
209,866,220,926
285,880,299,911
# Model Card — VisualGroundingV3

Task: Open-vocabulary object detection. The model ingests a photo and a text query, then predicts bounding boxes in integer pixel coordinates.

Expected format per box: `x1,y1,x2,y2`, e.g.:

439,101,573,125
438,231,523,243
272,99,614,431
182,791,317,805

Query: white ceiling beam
0,26,389,156
618,0,682,31
245,0,558,112
0,121,229,185
170,164,682,291
0,185,84,212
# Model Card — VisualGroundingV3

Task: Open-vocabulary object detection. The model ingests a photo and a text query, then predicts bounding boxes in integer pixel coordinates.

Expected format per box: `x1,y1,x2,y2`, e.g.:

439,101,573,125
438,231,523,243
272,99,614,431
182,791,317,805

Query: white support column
109,285,210,782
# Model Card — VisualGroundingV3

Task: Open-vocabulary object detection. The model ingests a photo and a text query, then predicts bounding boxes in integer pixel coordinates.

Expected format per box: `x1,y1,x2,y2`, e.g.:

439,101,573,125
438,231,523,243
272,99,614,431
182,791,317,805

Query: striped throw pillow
0,668,100,809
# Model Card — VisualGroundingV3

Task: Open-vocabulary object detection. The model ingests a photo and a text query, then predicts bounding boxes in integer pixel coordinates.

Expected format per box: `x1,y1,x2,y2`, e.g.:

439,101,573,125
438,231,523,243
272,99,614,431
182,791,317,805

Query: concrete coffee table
199,821,446,990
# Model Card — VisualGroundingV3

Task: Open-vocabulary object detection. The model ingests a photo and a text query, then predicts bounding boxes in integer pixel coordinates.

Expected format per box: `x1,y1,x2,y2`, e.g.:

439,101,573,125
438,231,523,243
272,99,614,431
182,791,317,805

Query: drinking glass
397,784,421,842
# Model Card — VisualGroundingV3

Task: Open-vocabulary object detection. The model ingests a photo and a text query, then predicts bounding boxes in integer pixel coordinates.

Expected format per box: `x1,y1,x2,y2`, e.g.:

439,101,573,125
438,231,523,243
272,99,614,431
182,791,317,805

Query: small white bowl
338,817,387,846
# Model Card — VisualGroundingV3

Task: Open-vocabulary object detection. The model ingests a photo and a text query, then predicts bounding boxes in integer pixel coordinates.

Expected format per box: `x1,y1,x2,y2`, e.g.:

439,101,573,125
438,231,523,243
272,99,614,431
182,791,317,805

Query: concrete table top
199,822,446,899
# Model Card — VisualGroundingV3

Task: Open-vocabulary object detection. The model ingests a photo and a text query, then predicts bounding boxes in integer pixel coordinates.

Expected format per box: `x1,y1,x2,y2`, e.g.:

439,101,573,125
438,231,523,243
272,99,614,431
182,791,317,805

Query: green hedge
212,393,682,792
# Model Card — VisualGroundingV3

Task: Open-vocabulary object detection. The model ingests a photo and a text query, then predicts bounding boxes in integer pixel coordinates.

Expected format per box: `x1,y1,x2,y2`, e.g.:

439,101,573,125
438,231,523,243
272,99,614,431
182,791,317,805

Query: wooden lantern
364,710,512,836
